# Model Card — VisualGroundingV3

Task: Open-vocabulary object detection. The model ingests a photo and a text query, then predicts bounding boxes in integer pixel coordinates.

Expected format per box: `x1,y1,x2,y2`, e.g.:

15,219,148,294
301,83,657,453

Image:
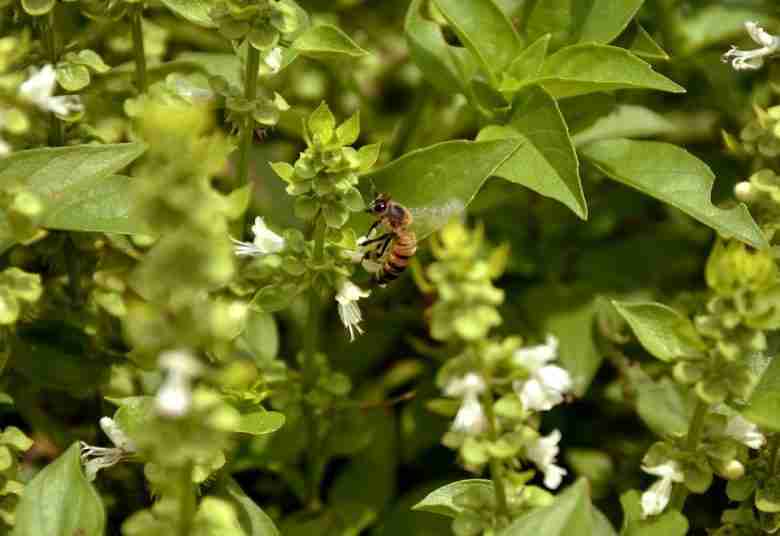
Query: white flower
725,415,765,449
231,216,285,257
640,460,684,518
512,335,572,411
155,349,203,418
336,280,370,341
722,21,780,70
79,417,135,481
19,64,84,116
445,373,488,435
263,47,283,74
526,429,567,489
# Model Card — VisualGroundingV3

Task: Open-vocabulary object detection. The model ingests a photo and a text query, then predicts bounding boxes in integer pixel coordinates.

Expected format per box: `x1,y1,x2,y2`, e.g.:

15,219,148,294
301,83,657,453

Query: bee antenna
367,178,378,200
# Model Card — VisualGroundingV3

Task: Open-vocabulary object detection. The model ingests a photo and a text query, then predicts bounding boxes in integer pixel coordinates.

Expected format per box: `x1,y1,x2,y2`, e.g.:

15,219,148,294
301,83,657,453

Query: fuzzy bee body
364,194,417,286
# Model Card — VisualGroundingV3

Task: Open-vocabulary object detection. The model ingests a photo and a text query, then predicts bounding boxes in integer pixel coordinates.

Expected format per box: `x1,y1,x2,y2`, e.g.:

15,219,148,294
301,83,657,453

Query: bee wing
406,200,466,239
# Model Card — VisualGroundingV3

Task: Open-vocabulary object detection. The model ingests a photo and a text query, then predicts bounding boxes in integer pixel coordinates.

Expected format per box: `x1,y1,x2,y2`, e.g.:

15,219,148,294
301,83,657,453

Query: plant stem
770,434,780,475
39,11,64,146
481,388,510,522
671,399,709,509
685,399,708,450
302,215,326,508
238,46,261,239
178,462,196,536
130,5,148,93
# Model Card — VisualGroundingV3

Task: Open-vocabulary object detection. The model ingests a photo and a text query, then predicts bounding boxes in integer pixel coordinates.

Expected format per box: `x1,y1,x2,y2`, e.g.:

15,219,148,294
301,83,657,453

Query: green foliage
581,139,767,248
0,427,33,530
13,443,106,536
4,0,780,535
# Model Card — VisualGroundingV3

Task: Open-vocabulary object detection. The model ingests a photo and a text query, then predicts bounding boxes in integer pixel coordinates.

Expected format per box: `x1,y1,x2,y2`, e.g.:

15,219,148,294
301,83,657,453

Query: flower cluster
640,414,765,518
270,102,379,232
424,221,573,532
235,104,377,341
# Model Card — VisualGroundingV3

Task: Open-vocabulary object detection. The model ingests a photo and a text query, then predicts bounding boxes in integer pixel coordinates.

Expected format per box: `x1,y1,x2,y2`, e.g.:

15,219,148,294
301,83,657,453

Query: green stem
178,462,196,536
130,6,148,93
238,46,261,239
302,215,326,508
39,11,64,146
481,387,510,522
671,399,709,510
770,434,780,475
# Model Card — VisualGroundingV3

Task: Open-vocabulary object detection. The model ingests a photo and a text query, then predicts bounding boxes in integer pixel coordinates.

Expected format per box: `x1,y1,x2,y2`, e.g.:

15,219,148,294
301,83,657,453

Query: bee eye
374,201,386,212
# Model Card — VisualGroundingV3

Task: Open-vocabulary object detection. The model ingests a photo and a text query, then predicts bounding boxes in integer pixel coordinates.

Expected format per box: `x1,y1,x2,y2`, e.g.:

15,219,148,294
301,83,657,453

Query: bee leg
377,236,393,258
360,221,382,243
359,233,392,247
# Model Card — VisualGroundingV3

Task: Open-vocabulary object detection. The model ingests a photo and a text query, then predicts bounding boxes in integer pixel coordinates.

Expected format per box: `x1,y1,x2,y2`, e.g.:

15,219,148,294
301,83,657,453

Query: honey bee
361,193,417,286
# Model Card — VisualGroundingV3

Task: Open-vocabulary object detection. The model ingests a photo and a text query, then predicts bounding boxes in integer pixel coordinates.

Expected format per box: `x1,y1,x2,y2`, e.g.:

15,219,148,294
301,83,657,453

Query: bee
361,193,417,286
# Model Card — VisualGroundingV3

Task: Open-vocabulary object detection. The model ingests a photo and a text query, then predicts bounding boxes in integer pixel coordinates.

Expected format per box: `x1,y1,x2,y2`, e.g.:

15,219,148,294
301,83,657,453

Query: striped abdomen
377,229,417,286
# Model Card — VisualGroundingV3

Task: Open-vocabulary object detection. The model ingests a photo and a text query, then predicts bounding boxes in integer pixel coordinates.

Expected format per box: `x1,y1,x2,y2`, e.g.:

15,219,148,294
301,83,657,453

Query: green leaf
592,508,618,536
633,374,693,436
504,34,550,87
743,353,780,432
20,0,54,15
239,310,279,361
42,175,146,234
0,143,147,253
523,0,644,48
214,476,280,536
292,24,369,60
225,184,252,221
619,490,689,536
500,479,593,536
233,411,286,435
174,52,242,88
337,111,360,146
526,44,684,98
308,101,336,142
478,85,587,219
545,299,600,396
432,0,522,79
0,427,33,452
412,479,493,518
74,50,111,73
576,0,645,44
56,64,90,91
404,0,467,94
572,106,679,147
158,0,216,28
613,22,669,61
111,396,156,443
612,301,706,362
354,139,522,240
581,139,767,249
13,443,106,536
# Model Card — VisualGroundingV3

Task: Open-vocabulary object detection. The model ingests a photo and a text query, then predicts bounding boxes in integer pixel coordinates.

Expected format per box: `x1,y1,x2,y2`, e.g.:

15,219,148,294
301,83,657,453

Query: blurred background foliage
3,0,780,534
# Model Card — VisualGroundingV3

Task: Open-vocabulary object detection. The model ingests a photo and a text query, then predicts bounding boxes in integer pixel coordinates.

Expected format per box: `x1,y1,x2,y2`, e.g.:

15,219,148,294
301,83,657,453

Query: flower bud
734,181,757,202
